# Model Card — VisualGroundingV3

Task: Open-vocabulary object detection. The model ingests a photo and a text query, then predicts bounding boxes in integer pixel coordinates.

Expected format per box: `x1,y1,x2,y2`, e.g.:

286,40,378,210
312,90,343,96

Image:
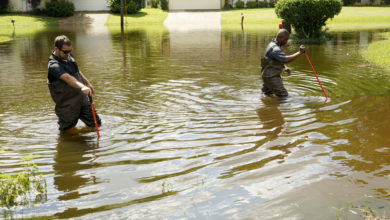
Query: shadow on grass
127,11,147,18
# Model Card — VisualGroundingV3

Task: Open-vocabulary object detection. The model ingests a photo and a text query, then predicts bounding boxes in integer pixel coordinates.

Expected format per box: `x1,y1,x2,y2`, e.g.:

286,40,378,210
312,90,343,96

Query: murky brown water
1,25,390,219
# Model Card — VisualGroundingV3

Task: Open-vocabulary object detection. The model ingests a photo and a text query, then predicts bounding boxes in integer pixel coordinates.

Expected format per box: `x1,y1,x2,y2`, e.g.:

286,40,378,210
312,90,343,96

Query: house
8,0,257,12
8,0,232,12
169,0,225,11
8,0,109,12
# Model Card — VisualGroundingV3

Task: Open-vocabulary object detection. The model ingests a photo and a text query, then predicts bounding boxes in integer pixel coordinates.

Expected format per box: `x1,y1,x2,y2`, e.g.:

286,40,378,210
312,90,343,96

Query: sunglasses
60,49,72,54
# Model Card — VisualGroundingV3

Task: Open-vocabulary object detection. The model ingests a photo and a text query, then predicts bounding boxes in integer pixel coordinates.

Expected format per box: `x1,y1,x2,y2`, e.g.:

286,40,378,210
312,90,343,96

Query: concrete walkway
59,12,108,26
164,11,221,31
59,13,109,34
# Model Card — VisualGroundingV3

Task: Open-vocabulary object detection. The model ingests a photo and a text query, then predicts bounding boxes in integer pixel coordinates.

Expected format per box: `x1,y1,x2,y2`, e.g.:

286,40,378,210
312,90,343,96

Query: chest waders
48,60,101,131
260,57,288,97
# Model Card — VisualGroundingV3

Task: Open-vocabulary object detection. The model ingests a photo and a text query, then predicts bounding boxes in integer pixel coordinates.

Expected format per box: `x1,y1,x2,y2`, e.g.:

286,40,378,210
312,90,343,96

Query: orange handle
304,53,328,101
89,96,100,139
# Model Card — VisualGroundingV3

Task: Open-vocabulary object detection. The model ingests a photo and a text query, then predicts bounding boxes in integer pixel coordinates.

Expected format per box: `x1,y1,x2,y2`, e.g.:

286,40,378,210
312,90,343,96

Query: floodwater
1,23,390,219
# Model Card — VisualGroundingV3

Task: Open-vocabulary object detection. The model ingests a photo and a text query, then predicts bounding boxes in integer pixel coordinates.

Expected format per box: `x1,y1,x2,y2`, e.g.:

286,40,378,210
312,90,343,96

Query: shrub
235,0,245,8
44,0,74,17
0,155,47,209
160,0,168,10
224,2,233,8
275,0,342,39
246,1,258,8
107,0,141,14
0,0,9,13
132,0,143,8
343,0,357,5
269,0,276,7
27,0,41,12
127,0,139,13
150,0,159,8
258,1,269,7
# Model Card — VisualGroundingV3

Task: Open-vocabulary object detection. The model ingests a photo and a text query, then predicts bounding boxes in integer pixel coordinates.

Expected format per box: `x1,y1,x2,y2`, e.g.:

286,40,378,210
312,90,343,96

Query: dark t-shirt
47,53,79,83
265,39,286,63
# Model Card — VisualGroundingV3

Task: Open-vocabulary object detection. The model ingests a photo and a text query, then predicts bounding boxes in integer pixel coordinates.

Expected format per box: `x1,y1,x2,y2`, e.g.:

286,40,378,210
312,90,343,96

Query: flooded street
1,24,390,219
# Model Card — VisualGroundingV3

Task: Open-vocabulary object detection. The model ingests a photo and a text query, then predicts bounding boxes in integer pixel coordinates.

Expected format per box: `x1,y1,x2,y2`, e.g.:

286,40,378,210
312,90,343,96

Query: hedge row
235,0,276,8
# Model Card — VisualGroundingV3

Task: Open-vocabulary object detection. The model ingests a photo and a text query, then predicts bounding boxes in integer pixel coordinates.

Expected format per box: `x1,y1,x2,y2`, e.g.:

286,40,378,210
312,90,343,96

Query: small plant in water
0,154,47,211
333,202,386,220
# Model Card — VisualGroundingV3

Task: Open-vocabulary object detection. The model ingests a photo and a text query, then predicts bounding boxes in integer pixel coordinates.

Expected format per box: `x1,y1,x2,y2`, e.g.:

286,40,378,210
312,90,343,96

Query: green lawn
0,14,57,43
221,7,390,32
0,14,57,27
362,32,390,71
327,7,390,31
221,8,280,32
106,8,168,26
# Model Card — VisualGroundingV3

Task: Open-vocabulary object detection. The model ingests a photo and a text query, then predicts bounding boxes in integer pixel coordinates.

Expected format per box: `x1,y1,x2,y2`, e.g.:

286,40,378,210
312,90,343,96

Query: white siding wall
9,0,50,12
8,0,109,12
169,0,221,10
68,0,109,11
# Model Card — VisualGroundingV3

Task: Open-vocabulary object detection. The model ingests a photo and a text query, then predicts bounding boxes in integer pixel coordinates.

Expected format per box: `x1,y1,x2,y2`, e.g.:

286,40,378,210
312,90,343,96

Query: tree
275,0,342,39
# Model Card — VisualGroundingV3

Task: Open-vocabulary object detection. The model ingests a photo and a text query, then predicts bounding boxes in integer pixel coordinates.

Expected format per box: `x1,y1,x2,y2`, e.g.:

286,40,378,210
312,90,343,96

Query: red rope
304,53,328,101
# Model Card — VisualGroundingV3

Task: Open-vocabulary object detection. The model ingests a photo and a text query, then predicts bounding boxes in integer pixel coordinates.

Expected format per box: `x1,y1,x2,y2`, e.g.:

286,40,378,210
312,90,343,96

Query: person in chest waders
48,35,101,131
261,29,306,97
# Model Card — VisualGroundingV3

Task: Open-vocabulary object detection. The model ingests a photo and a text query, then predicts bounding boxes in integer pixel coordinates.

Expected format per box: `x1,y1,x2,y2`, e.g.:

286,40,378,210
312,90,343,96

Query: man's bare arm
60,73,91,96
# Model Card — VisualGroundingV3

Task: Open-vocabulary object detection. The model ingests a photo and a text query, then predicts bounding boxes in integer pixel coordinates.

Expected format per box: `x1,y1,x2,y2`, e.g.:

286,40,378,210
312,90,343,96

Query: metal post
120,0,124,28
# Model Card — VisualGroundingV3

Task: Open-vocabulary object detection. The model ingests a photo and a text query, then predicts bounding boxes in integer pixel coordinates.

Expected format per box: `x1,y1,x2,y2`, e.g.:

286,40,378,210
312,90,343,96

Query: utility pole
120,0,124,28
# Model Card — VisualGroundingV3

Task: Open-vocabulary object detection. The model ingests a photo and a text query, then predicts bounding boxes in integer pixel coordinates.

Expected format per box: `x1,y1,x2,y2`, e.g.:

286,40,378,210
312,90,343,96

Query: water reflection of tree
106,28,171,88
53,131,99,201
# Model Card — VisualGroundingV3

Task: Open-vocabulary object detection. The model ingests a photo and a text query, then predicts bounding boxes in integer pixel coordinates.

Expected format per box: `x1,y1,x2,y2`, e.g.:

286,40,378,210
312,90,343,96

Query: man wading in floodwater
261,29,306,97
48,35,101,131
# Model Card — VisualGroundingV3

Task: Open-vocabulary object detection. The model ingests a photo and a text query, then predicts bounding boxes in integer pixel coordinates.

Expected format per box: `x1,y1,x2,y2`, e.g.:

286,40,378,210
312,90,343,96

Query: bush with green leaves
160,0,168,10
0,0,9,13
343,0,357,5
246,1,257,8
0,155,47,209
269,0,276,7
235,0,245,8
275,0,342,39
150,0,159,8
44,0,74,17
107,0,141,14
258,1,269,7
224,1,233,8
127,1,139,13
27,0,41,12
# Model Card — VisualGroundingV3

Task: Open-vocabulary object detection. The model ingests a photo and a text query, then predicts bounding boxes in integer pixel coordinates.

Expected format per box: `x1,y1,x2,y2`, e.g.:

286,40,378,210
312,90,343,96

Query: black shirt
47,52,79,83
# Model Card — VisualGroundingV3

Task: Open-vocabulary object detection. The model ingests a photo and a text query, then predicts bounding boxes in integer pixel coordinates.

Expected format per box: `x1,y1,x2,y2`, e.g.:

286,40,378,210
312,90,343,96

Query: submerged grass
106,8,168,26
361,32,390,71
221,7,390,32
0,155,47,210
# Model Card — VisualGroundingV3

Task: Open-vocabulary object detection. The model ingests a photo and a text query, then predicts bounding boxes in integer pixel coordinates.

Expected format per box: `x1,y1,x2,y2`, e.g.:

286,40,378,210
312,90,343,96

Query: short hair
54,35,72,50
277,29,290,38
